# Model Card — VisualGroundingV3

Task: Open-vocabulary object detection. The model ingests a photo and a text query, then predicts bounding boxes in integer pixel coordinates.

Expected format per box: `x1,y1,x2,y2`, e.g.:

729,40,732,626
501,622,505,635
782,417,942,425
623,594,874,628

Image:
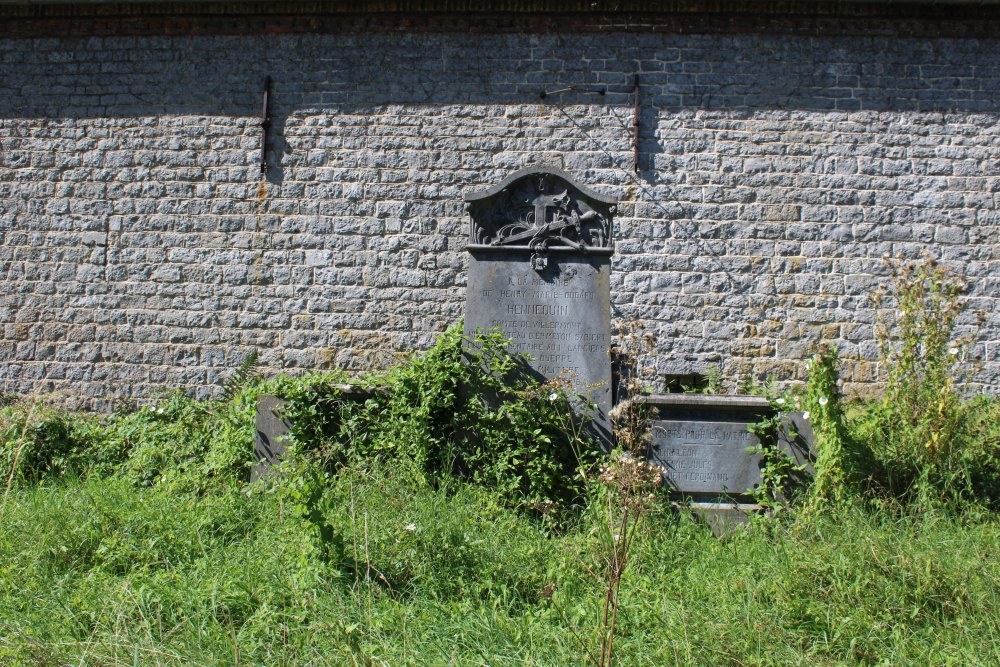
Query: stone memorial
464,167,616,444
252,384,376,480
651,418,763,497
647,394,771,501
253,394,291,482
646,394,815,532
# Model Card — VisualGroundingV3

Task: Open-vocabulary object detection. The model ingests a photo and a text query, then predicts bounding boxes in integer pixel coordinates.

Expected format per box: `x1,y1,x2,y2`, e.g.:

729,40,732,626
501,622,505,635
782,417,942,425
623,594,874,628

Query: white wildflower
949,347,959,356
549,392,559,402
818,396,829,406
775,397,786,405
404,523,417,532
802,411,810,420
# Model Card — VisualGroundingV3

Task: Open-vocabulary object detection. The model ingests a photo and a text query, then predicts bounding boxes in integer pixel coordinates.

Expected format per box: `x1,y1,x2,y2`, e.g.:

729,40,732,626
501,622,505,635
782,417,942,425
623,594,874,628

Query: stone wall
2,3,999,407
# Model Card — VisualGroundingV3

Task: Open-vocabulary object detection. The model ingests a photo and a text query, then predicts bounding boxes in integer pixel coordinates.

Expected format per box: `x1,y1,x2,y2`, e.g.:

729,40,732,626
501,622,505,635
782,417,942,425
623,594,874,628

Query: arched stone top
465,166,617,205
464,167,617,252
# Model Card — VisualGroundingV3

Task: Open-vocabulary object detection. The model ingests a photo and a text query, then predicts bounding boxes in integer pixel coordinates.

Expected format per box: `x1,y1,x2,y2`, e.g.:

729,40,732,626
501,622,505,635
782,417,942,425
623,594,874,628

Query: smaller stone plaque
650,420,763,496
252,395,290,482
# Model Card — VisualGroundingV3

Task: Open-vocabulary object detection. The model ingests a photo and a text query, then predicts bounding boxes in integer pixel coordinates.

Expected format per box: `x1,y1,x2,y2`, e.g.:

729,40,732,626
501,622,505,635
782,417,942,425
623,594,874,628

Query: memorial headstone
464,167,616,444
647,395,770,501
252,385,378,480
646,394,815,533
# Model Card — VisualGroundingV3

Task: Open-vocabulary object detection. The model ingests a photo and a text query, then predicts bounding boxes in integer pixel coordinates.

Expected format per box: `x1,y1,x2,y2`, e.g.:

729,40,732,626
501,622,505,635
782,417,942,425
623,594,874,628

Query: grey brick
1,30,999,405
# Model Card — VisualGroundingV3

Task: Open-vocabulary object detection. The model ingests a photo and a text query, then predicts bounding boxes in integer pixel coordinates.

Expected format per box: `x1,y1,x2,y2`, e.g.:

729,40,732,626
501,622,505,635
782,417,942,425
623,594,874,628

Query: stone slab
650,420,763,496
644,394,772,410
251,385,379,481
683,502,761,537
252,394,290,481
465,247,613,443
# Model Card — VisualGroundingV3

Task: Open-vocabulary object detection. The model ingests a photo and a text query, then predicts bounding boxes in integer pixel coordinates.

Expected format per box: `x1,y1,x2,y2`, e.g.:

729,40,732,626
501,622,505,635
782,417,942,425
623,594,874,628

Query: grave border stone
252,394,292,482
646,394,771,502
252,384,379,480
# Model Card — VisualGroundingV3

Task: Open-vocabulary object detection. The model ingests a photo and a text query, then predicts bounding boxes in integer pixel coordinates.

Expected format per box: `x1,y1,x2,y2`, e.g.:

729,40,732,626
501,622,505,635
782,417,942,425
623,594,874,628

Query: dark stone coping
465,244,615,256
5,1,1000,37
3,1,997,11
643,394,772,409
465,166,617,205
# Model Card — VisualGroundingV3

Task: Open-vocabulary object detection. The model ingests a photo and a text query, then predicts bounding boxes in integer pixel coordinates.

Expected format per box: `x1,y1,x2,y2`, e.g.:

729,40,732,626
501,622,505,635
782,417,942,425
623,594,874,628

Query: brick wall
2,8,999,407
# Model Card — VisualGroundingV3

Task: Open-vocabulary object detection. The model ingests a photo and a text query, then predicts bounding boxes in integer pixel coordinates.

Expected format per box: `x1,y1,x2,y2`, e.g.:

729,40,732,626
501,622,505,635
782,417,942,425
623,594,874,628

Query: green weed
273,324,599,516
802,344,849,513
862,257,998,508
0,313,998,664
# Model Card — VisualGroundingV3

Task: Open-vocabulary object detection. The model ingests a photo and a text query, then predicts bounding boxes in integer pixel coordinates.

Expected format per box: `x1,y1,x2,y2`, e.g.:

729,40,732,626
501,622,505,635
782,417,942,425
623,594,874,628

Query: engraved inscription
464,253,611,423
650,421,762,495
479,284,607,376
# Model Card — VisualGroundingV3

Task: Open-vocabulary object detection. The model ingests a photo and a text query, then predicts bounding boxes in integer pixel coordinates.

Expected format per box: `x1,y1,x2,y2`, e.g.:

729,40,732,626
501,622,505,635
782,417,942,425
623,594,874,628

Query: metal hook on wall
538,85,607,100
260,75,272,175
632,74,640,173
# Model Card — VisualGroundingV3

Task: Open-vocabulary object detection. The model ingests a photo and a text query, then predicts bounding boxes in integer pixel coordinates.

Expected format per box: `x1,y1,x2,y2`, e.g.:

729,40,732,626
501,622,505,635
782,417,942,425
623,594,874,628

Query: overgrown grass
1,303,998,664
0,469,997,665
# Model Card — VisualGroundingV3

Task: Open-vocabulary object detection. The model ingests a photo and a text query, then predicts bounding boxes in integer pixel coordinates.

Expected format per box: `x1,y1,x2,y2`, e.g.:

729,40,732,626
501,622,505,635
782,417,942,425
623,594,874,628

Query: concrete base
677,501,762,537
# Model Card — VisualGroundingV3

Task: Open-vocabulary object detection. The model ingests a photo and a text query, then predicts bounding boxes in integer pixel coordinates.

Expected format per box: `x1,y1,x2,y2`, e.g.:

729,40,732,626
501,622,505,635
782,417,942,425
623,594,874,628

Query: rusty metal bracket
632,74,640,173
259,75,272,175
539,85,606,100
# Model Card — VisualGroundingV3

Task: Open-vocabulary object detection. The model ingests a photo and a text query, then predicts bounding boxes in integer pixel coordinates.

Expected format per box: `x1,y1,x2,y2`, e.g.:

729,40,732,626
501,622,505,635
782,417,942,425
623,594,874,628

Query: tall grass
0,469,997,666
1,270,999,664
